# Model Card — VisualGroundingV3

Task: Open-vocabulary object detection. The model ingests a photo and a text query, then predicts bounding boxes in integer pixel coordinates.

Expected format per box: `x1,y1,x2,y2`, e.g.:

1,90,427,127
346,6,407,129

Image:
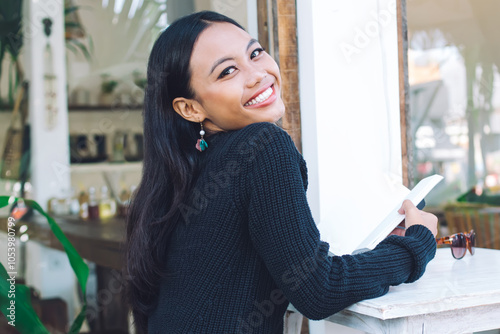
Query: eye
218,66,237,79
250,48,265,59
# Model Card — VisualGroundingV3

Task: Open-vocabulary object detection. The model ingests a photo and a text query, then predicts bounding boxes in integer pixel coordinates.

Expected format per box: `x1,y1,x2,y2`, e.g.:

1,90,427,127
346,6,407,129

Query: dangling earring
196,121,208,152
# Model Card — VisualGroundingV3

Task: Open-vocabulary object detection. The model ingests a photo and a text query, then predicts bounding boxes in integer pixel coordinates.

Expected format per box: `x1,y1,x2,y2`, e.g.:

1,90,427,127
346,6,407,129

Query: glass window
66,0,254,107
407,1,500,249
407,2,500,206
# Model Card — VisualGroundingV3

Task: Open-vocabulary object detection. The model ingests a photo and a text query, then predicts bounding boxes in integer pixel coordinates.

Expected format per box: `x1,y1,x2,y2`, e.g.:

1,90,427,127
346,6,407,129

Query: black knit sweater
148,122,436,333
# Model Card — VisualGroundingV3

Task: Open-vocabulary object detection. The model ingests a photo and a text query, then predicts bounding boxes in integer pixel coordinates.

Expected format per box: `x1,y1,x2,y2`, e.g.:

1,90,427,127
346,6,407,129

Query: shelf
68,105,143,111
0,105,13,112
0,105,144,112
70,161,142,173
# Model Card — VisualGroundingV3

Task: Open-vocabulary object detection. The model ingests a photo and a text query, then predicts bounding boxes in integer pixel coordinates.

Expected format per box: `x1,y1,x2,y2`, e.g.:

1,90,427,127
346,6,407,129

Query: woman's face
179,22,285,133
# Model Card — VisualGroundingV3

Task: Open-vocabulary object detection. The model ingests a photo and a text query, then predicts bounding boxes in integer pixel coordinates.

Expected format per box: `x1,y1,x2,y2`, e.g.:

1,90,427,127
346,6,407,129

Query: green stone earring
196,122,208,152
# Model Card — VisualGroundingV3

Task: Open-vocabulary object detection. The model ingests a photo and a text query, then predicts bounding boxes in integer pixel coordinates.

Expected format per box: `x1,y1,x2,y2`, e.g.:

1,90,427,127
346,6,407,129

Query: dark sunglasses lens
451,235,467,259
470,231,476,255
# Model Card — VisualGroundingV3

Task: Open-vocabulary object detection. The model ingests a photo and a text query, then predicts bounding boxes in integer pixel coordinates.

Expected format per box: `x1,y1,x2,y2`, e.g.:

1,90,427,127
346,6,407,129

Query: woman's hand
389,221,406,237
396,199,438,237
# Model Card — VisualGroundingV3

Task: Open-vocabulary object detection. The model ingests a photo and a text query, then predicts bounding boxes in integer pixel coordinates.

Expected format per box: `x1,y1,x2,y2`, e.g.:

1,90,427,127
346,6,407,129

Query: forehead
190,22,251,72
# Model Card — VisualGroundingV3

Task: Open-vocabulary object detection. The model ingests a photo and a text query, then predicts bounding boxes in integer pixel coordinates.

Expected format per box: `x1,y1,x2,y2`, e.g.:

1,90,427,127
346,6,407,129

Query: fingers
398,199,419,216
389,227,406,237
398,199,438,237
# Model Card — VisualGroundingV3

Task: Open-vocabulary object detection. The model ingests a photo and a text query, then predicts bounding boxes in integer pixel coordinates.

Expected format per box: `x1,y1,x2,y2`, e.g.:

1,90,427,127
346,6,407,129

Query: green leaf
66,38,92,62
0,42,5,99
64,4,93,16
64,6,81,16
65,41,78,54
0,197,89,334
65,21,83,29
0,263,49,334
0,1,23,24
8,59,14,105
88,35,94,54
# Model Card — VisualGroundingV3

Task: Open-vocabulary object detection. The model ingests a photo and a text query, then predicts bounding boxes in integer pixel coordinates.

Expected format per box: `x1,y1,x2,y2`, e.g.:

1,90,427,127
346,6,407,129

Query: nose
245,64,267,88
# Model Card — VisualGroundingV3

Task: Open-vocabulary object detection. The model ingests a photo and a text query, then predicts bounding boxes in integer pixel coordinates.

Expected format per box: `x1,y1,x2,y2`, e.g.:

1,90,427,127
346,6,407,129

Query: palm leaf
0,42,5,90
0,263,49,333
64,5,81,16
67,38,92,62
0,0,23,103
65,21,84,29
65,41,78,54
0,197,90,334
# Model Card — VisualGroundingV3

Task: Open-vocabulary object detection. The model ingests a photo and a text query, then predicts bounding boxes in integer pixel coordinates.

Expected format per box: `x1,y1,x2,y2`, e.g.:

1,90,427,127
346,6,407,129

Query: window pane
407,1,500,207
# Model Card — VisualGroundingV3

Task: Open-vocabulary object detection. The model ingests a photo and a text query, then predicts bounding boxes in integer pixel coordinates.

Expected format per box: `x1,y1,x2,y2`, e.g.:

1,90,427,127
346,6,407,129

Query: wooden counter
0,214,126,270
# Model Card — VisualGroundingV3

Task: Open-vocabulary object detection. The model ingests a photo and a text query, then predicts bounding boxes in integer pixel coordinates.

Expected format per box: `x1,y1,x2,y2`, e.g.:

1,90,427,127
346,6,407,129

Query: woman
125,11,437,333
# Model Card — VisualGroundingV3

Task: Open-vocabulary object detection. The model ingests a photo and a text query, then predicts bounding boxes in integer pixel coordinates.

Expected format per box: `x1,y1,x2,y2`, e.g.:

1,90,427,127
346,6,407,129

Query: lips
244,84,275,107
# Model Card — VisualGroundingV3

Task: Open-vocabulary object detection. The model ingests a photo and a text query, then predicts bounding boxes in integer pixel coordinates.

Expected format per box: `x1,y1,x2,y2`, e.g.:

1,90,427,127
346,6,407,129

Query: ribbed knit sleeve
244,123,436,320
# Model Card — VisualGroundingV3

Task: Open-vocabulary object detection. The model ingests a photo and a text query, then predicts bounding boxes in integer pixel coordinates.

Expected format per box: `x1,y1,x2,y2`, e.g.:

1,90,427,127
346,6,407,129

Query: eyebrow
209,38,259,76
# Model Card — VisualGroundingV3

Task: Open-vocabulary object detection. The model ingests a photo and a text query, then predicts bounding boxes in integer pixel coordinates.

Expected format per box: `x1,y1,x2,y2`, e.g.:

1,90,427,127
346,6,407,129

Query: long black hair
125,11,245,332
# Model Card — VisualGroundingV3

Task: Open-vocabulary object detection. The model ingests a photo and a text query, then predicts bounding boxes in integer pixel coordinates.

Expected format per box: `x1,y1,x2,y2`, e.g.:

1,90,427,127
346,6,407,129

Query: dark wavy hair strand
125,11,244,333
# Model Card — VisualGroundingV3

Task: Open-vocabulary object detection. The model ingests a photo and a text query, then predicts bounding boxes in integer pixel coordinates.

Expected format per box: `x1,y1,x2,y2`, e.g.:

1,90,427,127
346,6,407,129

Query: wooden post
397,0,411,187
258,0,302,153
257,0,270,52
275,0,302,152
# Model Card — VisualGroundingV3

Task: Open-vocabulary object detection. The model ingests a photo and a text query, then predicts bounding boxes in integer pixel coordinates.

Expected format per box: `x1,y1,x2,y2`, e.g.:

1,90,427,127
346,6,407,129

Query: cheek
264,56,281,79
203,85,243,107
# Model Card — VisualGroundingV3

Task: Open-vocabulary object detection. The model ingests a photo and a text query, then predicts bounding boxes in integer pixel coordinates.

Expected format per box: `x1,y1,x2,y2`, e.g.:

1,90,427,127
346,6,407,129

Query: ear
172,97,206,122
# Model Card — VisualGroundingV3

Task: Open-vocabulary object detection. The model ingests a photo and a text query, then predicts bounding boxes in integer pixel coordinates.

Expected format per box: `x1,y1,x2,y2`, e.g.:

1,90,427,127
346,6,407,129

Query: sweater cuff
385,224,437,283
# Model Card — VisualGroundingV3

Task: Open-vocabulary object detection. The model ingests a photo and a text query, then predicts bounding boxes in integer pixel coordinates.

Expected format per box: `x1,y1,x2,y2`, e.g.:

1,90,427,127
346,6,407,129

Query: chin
263,108,285,124
274,103,286,121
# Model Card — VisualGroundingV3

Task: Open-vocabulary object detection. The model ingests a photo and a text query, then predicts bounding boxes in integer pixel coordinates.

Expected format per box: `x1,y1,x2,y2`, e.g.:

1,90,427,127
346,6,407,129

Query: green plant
0,0,93,106
0,0,24,106
64,0,93,62
0,197,89,334
133,70,147,90
101,80,118,94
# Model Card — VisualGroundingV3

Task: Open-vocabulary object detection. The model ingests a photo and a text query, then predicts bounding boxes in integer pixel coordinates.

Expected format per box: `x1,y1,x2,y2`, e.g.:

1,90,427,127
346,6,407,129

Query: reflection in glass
407,1,500,207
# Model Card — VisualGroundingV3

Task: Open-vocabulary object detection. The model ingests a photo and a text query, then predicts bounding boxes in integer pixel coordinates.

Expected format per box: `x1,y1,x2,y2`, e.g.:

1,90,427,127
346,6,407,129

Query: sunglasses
436,230,476,260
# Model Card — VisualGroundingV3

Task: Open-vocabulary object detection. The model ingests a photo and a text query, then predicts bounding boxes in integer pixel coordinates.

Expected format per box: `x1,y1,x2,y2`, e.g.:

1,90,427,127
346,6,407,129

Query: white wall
25,0,71,209
297,0,402,332
20,0,77,328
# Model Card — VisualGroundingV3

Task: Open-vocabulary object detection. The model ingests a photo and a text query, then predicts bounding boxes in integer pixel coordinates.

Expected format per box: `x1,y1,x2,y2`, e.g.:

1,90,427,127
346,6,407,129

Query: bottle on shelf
118,184,137,218
99,186,116,219
78,188,89,220
69,187,80,216
112,130,125,162
87,186,100,220
117,187,130,218
48,188,71,216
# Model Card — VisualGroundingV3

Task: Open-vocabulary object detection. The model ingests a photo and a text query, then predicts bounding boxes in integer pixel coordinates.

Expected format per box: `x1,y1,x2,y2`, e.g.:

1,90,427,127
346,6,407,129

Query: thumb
398,199,418,216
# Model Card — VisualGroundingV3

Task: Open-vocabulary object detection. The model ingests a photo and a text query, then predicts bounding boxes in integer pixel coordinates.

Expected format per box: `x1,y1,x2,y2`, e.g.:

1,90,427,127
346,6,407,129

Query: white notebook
350,174,444,254
322,174,444,256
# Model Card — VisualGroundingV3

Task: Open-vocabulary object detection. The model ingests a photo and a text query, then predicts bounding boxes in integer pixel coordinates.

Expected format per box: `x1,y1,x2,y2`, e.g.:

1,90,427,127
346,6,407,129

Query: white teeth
244,87,273,106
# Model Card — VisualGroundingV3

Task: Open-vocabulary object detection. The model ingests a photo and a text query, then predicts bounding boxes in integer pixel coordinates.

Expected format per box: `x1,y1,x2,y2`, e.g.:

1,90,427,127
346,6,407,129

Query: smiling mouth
244,85,274,107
